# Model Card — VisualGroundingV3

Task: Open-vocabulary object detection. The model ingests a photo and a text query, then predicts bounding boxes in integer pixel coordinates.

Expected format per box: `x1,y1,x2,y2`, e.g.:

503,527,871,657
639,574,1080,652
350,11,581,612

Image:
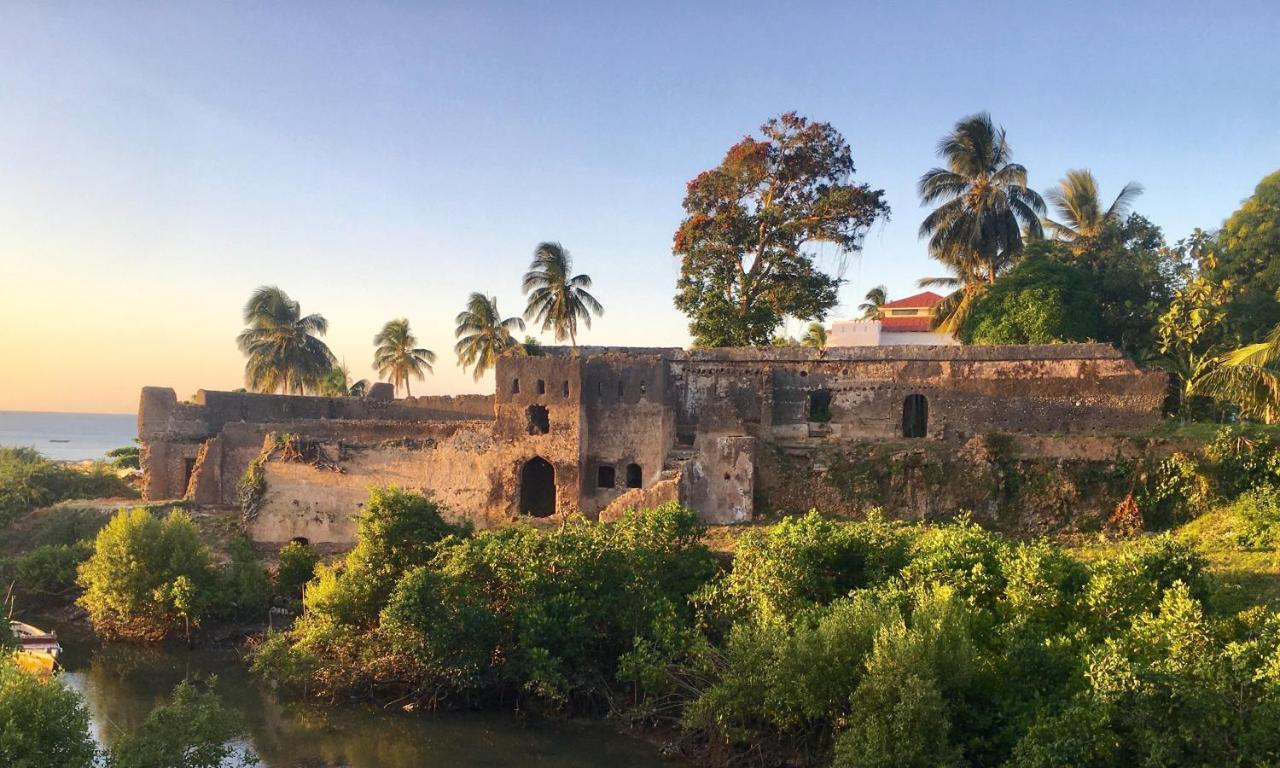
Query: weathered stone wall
581,353,677,516
139,343,1168,541
673,344,1166,442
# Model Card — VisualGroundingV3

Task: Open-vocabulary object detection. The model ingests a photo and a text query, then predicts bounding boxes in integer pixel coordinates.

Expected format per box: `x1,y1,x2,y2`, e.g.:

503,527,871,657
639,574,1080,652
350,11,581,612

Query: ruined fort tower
138,344,1167,544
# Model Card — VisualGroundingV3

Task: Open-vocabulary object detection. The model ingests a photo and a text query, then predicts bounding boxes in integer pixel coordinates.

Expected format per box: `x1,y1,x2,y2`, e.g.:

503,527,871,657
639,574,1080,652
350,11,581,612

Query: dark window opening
639,380,647,396
562,381,570,397
626,463,642,488
597,465,616,489
807,389,833,423
183,458,196,491
617,380,625,399
511,378,520,395
536,379,546,395
519,457,556,517
526,405,550,435
597,380,604,396
903,394,928,438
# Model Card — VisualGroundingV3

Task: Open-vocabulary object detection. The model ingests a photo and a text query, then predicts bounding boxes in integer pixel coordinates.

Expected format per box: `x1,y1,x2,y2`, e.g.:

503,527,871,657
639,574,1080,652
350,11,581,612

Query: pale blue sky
1,1,1277,412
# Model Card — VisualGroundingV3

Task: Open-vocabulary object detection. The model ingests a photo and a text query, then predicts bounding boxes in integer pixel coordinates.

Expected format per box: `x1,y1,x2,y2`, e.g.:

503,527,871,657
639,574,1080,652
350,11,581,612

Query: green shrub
681,591,897,752
1203,426,1280,499
960,255,1102,345
14,541,93,597
378,503,714,704
213,537,271,620
0,656,97,768
107,677,251,768
0,447,135,528
275,540,319,598
1230,484,1280,548
833,589,975,768
699,510,913,627
105,444,140,470
76,508,217,640
1081,535,1209,635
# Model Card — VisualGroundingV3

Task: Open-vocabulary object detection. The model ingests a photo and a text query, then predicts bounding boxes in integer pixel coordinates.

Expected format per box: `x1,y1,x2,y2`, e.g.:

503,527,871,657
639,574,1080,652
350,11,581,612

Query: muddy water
51,623,675,768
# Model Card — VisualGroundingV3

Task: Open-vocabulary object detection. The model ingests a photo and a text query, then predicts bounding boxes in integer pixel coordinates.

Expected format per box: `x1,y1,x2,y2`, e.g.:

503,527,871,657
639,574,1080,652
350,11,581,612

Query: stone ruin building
138,343,1167,545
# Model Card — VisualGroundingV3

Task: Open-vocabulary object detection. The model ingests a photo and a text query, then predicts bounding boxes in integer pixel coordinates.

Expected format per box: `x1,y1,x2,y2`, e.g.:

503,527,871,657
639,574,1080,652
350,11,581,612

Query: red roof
881,316,936,332
880,291,943,309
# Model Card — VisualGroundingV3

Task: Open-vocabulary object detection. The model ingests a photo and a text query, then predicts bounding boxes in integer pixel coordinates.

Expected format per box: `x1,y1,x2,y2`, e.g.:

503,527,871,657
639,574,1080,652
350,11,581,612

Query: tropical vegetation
373,317,436,396
673,112,889,346
1043,168,1143,249
247,481,1280,768
916,113,1046,334
236,285,335,394
522,242,602,349
857,285,887,319
454,292,525,379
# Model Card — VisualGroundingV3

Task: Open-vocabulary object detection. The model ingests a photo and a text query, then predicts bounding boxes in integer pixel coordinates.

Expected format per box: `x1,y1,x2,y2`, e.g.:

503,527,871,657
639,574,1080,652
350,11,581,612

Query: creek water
49,621,676,768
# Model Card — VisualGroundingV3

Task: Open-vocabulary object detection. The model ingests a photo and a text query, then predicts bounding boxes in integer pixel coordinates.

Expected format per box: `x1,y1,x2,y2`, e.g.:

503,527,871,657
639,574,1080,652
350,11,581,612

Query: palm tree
316,365,351,397
521,242,603,348
454,293,526,380
858,285,888,319
1198,323,1280,423
236,286,335,394
1044,169,1143,249
373,318,435,397
801,322,828,351
918,113,1045,333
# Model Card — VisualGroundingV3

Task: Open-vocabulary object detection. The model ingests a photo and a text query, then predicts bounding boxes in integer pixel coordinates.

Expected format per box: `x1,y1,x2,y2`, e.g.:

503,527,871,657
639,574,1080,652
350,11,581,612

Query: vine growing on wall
238,455,267,523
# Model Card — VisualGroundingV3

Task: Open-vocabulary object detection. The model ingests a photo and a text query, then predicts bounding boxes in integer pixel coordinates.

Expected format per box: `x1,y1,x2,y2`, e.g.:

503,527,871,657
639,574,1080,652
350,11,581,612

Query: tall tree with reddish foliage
673,113,889,347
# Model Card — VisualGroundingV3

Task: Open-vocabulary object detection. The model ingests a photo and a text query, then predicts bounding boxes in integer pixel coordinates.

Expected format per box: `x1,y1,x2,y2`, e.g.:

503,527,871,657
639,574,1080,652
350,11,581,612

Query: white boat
9,620,62,675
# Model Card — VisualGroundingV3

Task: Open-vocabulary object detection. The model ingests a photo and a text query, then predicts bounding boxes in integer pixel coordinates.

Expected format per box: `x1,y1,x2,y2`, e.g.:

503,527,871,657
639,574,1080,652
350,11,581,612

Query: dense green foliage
0,447,135,528
960,254,1100,344
106,677,250,768
0,656,97,768
673,112,888,346
275,539,320,598
76,508,272,640
1206,170,1280,344
105,444,141,470
250,479,1280,767
254,492,714,707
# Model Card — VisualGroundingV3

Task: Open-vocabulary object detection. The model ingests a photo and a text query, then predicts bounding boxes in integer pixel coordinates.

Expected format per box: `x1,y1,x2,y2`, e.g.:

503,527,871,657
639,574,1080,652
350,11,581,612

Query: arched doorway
902,394,928,438
519,457,556,517
626,463,643,488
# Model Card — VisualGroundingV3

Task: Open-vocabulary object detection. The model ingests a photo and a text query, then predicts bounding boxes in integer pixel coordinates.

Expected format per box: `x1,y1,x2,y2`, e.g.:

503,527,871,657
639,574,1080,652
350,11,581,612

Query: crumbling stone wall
138,343,1167,542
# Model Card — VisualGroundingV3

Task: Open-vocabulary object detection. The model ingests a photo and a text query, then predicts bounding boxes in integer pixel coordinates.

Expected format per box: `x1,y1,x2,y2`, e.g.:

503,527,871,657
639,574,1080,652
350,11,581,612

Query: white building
829,291,958,347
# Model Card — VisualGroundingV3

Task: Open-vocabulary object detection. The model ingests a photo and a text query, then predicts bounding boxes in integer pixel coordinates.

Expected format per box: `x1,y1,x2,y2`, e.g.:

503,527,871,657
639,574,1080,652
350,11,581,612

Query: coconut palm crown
1044,169,1144,248
454,293,526,380
919,112,1045,283
858,285,888,319
521,242,603,348
918,113,1045,332
373,318,435,397
801,322,828,351
236,286,335,394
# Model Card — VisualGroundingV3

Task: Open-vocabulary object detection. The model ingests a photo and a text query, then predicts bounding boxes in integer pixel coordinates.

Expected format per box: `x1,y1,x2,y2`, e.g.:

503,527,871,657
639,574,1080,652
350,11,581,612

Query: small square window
597,465,616,489
536,379,546,395
512,379,520,394
562,381,570,397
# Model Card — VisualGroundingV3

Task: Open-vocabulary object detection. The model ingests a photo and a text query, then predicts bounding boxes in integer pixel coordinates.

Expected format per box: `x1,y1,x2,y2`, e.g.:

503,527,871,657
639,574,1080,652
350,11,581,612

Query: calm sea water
0,411,137,461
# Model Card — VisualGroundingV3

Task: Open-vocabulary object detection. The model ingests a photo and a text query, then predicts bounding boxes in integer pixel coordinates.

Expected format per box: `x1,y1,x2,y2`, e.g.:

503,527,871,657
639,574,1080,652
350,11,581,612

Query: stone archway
519,456,556,517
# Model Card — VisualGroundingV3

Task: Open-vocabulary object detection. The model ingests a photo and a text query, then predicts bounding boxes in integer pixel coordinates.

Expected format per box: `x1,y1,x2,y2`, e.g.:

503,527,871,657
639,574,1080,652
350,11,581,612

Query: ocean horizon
0,410,137,462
